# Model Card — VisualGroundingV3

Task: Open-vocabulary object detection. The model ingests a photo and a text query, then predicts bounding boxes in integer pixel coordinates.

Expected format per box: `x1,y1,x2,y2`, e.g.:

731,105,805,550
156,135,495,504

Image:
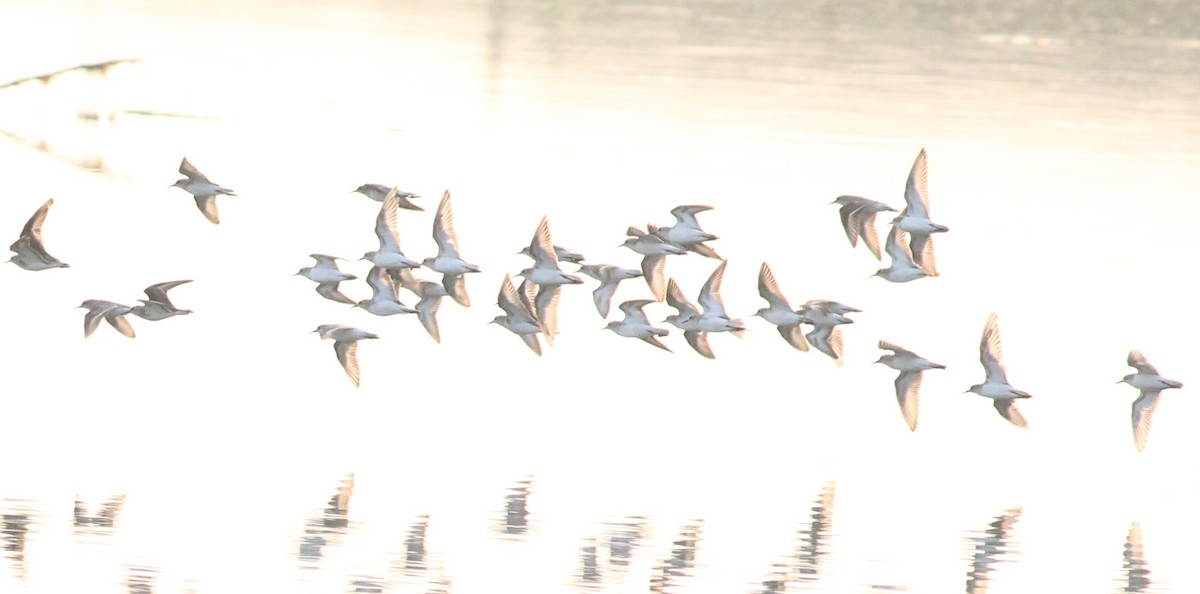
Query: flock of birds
5,151,1184,452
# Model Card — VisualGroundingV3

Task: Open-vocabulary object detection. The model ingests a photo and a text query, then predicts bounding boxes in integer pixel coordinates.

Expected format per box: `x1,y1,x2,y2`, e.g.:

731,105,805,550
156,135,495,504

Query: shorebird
489,274,547,356
891,149,947,274
873,224,932,283
578,263,642,318
518,244,585,264
8,198,68,270
394,269,448,343
966,313,1031,428
1119,350,1184,452
876,341,946,431
296,254,357,304
604,299,671,352
129,280,192,321
79,300,135,339
621,226,685,301
516,217,583,344
352,183,423,211
354,266,417,316
362,187,421,274
312,325,379,387
751,262,810,352
669,261,744,358
830,196,896,260
422,191,479,307
663,278,711,358
170,157,235,225
799,303,853,366
654,205,718,246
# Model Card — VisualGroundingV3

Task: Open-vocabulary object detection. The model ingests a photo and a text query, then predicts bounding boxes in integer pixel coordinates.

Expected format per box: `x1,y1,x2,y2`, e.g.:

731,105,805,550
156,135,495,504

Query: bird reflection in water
650,520,703,594
1,503,31,580
1122,522,1152,593
760,480,837,593
495,476,533,539
74,494,126,531
964,507,1022,594
297,473,355,567
125,564,157,594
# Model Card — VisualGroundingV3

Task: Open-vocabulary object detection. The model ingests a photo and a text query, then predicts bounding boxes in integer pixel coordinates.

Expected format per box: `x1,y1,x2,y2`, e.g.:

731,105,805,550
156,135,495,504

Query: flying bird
1119,350,1183,453
9,198,68,270
79,300,136,339
621,226,685,301
312,325,379,387
489,274,547,356
170,157,236,225
965,313,1031,428
604,299,671,352
830,196,896,260
296,254,358,304
578,263,642,318
891,149,947,274
876,341,946,431
752,262,810,352
873,224,932,283
130,280,193,320
352,183,423,211
422,191,479,307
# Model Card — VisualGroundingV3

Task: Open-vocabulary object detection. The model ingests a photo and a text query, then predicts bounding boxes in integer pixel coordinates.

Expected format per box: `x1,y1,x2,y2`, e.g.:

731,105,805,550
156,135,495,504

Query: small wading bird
79,300,136,339
422,191,479,307
876,341,946,431
1119,350,1183,453
352,183,423,211
170,157,236,225
9,198,69,270
312,325,378,387
965,313,1031,427
296,254,358,304
130,280,193,321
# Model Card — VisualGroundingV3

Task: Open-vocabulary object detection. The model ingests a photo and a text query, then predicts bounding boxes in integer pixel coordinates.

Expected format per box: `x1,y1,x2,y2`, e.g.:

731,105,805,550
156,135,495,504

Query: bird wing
535,285,561,346
106,314,136,338
756,262,792,310
665,278,698,316
178,157,211,183
670,204,712,229
431,190,461,259
375,187,403,253
497,275,531,320
316,282,355,304
902,149,931,220
619,300,654,326
194,196,220,224
1127,350,1160,375
806,325,843,366
894,371,923,432
519,333,543,356
778,325,809,351
696,260,729,318
13,198,54,253
853,209,884,261
639,335,673,353
592,281,618,319
1131,390,1161,453
143,280,191,306
365,266,395,300
309,254,341,268
415,295,442,343
442,273,470,307
334,340,361,387
528,216,560,269
979,313,1008,384
837,201,862,247
909,232,938,276
993,398,1028,428
878,340,916,358
883,224,916,267
683,330,714,359
641,254,667,302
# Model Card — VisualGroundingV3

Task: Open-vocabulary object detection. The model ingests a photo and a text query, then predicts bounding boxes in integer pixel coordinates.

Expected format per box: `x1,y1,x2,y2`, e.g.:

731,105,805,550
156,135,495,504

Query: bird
751,262,810,352
604,299,671,352
1119,350,1184,453
654,205,718,246
830,196,896,260
295,254,358,304
394,269,449,343
577,263,642,318
800,303,853,366
79,300,135,339
620,226,685,301
129,280,193,321
352,183,423,211
362,187,421,274
965,313,1031,428
516,217,583,345
667,261,744,358
354,266,417,316
312,325,379,387
8,198,69,270
422,191,480,307
489,274,546,356
663,278,712,359
876,341,946,431
518,244,585,264
891,149,947,274
802,299,861,316
873,224,932,283
169,157,236,225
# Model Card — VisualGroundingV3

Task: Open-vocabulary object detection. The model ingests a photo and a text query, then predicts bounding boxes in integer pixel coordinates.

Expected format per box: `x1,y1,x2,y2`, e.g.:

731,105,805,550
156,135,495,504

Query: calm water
0,0,1197,593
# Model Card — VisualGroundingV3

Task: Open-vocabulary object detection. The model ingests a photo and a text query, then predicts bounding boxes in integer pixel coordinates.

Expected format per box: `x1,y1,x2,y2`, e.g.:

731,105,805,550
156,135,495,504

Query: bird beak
1115,379,1124,384
961,389,971,394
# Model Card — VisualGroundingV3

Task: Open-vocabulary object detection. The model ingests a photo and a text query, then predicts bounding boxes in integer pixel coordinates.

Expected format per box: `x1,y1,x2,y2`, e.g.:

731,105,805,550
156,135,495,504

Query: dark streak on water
964,508,1022,594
